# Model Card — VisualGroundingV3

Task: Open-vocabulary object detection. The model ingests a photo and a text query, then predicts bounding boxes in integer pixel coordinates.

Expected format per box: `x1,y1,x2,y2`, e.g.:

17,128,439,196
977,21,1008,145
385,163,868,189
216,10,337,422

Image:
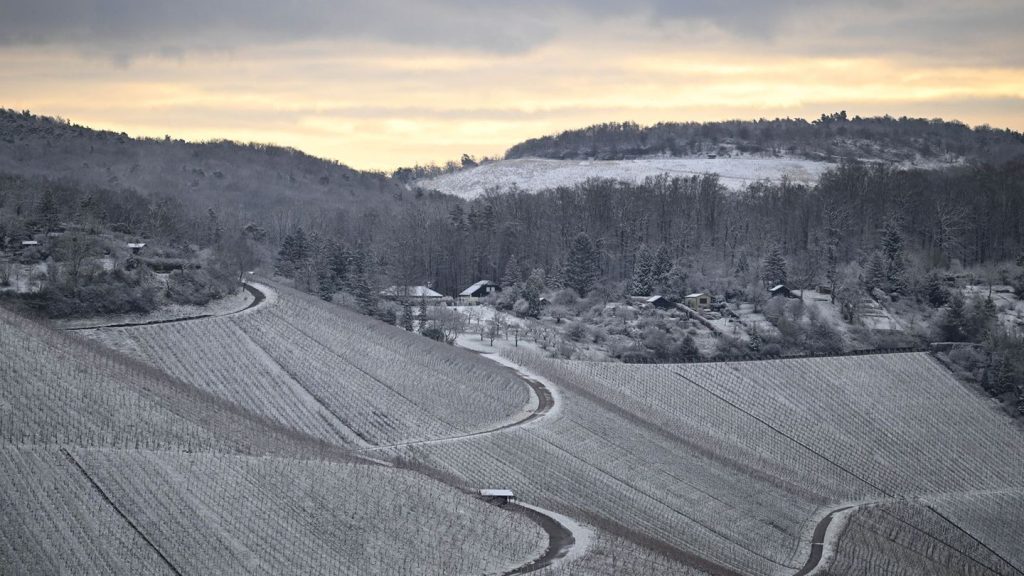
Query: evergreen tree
881,219,907,293
275,228,309,278
630,244,655,296
761,245,787,288
401,302,414,331
864,251,887,293
521,269,545,318
925,272,948,307
502,255,522,288
941,293,968,341
417,296,429,331
652,245,672,286
317,269,335,302
566,232,597,296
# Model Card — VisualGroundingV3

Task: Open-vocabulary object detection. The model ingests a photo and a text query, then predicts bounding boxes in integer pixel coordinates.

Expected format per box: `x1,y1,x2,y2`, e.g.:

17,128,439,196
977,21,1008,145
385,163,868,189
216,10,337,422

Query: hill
0,108,409,219
505,114,1024,164
0,298,549,575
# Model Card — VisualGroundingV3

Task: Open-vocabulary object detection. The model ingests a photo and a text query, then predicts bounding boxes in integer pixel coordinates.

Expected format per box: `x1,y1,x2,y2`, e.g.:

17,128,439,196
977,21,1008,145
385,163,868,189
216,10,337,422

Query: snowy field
415,156,837,198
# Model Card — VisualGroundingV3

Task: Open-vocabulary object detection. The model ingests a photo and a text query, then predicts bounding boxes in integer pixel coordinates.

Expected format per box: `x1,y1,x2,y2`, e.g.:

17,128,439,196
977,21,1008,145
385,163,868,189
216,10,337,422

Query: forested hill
0,108,408,219
505,113,1024,164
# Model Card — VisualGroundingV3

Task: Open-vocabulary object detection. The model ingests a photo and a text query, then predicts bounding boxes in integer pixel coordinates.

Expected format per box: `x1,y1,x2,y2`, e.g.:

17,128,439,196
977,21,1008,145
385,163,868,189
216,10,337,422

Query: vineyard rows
86,281,531,447
1,298,552,575
0,444,547,575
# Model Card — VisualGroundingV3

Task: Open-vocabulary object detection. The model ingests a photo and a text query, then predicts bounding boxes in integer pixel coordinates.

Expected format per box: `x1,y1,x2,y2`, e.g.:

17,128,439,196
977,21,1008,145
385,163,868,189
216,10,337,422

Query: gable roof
380,285,444,298
685,292,706,299
460,280,496,297
769,284,787,292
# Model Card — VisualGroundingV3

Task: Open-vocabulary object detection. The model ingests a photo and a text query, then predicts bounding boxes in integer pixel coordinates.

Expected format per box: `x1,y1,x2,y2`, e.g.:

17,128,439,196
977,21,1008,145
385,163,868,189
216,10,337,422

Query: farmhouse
685,292,712,309
479,488,515,505
380,285,444,301
459,279,500,304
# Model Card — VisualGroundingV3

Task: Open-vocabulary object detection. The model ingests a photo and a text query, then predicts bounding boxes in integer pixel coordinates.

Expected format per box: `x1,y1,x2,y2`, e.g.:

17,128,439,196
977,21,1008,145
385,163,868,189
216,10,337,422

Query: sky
1,0,1023,171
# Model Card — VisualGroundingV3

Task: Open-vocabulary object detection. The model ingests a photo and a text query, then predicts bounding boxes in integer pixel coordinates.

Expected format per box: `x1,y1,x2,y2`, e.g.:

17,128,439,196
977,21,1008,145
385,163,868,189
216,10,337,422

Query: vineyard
0,299,550,575
6,277,1024,575
399,349,1024,576
83,282,531,447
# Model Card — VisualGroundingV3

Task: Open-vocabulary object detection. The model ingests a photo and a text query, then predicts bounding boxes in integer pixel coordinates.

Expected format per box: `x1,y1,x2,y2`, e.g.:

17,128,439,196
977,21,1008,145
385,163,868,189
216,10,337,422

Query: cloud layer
0,1,1022,169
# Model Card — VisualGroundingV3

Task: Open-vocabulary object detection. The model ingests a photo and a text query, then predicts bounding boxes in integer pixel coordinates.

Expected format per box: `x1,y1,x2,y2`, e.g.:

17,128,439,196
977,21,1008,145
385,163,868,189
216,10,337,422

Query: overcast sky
1,0,1022,169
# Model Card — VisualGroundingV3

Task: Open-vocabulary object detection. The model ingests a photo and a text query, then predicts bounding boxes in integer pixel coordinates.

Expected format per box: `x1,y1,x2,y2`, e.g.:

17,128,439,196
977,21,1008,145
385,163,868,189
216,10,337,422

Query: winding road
61,280,585,575
64,281,267,330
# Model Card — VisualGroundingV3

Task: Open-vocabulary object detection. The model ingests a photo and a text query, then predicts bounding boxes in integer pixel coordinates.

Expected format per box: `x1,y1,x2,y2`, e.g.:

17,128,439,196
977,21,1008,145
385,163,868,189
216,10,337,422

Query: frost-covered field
82,282,531,447
0,301,549,575
405,350,1024,576
415,156,837,197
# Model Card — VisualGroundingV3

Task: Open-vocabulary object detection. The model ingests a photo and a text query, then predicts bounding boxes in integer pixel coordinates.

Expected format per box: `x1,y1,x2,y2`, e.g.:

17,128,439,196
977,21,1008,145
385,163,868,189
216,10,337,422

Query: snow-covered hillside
415,156,836,198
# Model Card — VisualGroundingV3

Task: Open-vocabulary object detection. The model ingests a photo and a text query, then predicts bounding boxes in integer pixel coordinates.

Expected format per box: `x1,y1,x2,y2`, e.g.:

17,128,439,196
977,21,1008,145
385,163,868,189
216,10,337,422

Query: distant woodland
3,109,1024,413
506,113,1024,163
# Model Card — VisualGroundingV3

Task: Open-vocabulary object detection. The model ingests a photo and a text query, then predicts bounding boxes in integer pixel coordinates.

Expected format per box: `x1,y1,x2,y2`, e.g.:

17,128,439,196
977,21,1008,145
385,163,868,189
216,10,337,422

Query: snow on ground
963,285,1024,331
517,502,594,566
415,156,837,198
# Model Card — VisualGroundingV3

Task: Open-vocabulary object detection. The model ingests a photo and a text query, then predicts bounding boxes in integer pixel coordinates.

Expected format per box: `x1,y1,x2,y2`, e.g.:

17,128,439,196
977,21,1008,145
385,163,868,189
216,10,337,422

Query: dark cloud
0,0,1021,65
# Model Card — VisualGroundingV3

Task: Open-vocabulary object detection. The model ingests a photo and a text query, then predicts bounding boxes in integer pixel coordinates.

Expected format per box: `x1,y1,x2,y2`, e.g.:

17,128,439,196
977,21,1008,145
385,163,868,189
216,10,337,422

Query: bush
33,269,159,318
165,267,234,306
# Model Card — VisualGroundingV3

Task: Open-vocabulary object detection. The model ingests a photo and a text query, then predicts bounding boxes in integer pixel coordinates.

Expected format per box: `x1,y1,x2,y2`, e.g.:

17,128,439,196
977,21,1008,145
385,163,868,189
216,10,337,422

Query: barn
459,280,500,304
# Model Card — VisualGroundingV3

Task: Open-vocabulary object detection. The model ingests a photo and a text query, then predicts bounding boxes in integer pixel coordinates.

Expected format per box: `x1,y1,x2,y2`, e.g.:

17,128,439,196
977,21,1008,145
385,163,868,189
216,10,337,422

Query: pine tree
417,296,429,331
401,302,414,331
881,219,907,293
566,232,597,296
925,272,947,307
630,244,655,296
652,245,672,287
864,251,887,293
317,269,335,302
522,269,545,318
502,255,522,288
761,245,787,289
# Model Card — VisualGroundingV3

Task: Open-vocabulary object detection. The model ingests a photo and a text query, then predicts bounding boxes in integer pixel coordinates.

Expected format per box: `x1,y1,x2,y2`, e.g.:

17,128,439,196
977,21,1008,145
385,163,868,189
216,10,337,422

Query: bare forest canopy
504,113,1024,164
0,108,437,233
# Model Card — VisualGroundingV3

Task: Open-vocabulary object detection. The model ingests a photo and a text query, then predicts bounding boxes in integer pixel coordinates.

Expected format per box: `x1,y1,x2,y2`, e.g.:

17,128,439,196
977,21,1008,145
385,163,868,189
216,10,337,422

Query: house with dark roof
458,280,500,304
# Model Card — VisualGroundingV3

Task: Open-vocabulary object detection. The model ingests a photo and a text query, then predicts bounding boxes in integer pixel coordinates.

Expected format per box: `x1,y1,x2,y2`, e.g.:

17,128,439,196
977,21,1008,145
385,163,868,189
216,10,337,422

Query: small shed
459,280,500,304
20,240,40,248
685,292,712,310
479,489,515,505
769,284,794,298
127,242,146,254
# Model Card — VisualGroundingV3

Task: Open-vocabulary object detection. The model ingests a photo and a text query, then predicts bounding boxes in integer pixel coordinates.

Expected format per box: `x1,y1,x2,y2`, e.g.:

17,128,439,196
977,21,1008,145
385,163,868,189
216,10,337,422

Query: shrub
165,267,234,306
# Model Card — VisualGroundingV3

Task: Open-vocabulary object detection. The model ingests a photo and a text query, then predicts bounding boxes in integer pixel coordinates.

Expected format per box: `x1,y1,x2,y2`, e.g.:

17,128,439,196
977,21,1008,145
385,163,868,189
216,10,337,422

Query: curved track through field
61,281,583,575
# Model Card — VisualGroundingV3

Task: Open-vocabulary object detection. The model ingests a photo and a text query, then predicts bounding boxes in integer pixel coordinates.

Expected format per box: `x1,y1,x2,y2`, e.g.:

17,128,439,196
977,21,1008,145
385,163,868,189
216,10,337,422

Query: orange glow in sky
2,2,1022,170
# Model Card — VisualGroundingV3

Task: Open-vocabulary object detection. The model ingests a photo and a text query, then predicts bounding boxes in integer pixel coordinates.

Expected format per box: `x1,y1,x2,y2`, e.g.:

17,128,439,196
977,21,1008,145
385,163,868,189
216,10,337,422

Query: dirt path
496,502,576,575
794,505,851,576
61,281,584,575
65,282,267,331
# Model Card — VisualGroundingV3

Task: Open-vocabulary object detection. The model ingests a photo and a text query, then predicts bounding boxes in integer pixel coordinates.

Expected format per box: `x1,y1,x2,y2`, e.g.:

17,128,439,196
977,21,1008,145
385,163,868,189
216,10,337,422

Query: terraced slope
403,350,1024,576
0,304,549,575
84,281,530,447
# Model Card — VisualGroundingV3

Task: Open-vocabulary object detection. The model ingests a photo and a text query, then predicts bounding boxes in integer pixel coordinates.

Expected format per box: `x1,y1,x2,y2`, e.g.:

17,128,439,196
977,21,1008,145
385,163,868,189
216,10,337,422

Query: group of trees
506,115,1024,164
